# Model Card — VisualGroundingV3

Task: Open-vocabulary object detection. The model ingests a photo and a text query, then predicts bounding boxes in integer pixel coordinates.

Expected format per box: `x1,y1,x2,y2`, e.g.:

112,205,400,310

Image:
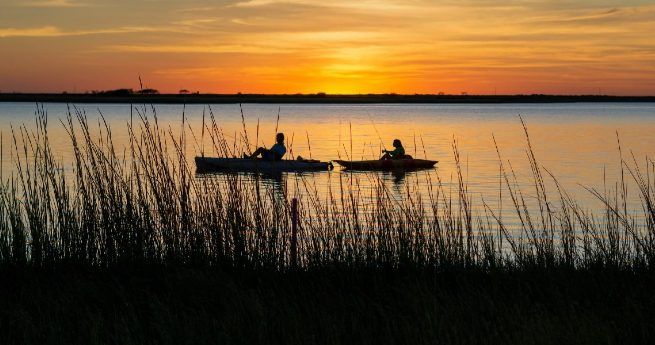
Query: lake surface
1,102,654,225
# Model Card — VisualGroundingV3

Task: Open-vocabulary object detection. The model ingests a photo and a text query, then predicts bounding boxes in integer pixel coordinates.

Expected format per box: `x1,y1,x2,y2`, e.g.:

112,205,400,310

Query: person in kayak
245,133,287,161
380,139,406,160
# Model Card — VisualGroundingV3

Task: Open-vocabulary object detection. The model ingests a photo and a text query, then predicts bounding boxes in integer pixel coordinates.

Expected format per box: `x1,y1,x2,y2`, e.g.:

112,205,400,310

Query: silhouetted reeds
1,106,654,273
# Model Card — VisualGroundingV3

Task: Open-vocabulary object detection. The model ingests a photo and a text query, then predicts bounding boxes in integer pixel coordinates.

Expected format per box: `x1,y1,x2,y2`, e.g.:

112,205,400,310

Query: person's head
393,139,402,147
276,133,285,144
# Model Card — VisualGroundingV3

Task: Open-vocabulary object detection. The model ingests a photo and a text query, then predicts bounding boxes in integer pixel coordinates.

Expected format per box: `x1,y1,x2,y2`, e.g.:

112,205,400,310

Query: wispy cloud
229,0,418,12
104,44,292,54
0,26,61,38
231,0,284,7
172,18,219,27
20,0,86,7
0,25,163,38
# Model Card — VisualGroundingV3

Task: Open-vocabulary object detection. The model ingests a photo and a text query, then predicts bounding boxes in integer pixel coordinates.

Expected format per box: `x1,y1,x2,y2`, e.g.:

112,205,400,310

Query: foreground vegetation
0,105,654,343
2,267,653,344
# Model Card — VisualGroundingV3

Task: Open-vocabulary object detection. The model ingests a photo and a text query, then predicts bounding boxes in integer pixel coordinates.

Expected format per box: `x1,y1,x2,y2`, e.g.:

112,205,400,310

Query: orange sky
1,0,654,95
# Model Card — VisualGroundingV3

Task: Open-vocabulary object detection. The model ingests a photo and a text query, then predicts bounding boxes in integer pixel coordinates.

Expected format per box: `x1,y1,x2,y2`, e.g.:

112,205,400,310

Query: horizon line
2,92,655,98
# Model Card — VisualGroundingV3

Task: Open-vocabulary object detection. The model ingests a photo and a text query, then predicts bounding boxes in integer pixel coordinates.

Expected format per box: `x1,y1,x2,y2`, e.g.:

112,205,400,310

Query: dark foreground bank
2,93,655,104
1,267,653,345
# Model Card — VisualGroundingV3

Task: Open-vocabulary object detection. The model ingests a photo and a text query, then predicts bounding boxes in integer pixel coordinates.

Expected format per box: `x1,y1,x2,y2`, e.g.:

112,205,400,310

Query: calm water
1,102,654,222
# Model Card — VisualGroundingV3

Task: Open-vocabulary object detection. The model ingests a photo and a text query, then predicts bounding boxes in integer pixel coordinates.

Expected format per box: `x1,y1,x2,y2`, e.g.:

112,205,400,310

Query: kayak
333,158,437,170
195,157,332,173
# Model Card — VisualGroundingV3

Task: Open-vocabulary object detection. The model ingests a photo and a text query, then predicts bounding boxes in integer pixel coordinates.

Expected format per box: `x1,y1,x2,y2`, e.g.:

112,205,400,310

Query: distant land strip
1,93,655,104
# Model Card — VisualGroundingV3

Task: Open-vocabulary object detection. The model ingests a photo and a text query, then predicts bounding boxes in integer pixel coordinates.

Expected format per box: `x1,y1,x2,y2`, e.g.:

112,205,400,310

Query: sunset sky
1,0,654,95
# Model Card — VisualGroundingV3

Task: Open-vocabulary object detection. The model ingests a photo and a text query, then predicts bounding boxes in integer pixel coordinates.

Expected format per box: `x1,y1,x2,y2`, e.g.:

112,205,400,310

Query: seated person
380,139,406,160
245,133,286,161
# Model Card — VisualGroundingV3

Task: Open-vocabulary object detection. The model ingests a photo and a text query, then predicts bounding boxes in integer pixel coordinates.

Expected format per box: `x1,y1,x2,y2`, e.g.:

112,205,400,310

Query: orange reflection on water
1,103,654,215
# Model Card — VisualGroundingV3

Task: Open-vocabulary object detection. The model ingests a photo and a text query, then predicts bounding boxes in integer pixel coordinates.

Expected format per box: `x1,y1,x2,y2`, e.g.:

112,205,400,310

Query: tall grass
0,105,654,272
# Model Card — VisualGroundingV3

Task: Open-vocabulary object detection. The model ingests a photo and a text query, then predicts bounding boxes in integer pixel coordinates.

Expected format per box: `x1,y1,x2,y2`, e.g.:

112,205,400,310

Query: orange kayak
333,159,437,170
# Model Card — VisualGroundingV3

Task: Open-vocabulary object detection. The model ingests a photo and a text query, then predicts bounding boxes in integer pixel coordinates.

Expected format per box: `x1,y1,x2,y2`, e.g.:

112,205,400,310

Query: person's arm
270,144,285,160
389,147,402,156
273,151,283,160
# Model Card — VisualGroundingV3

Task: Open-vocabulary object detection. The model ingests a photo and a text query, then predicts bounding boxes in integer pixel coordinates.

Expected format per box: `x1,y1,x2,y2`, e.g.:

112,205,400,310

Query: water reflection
195,169,341,202
1,102,654,217
196,170,287,198
339,167,437,186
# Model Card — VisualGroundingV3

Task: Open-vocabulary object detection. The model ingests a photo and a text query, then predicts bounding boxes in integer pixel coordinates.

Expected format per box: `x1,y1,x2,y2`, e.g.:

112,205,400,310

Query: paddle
366,110,387,157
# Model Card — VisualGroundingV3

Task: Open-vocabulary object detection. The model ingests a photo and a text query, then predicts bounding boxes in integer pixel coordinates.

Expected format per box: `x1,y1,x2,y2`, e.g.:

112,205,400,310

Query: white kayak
195,157,332,173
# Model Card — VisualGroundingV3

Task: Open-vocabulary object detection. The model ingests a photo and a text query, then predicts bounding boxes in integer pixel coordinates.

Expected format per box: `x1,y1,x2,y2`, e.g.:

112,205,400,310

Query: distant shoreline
1,93,655,104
